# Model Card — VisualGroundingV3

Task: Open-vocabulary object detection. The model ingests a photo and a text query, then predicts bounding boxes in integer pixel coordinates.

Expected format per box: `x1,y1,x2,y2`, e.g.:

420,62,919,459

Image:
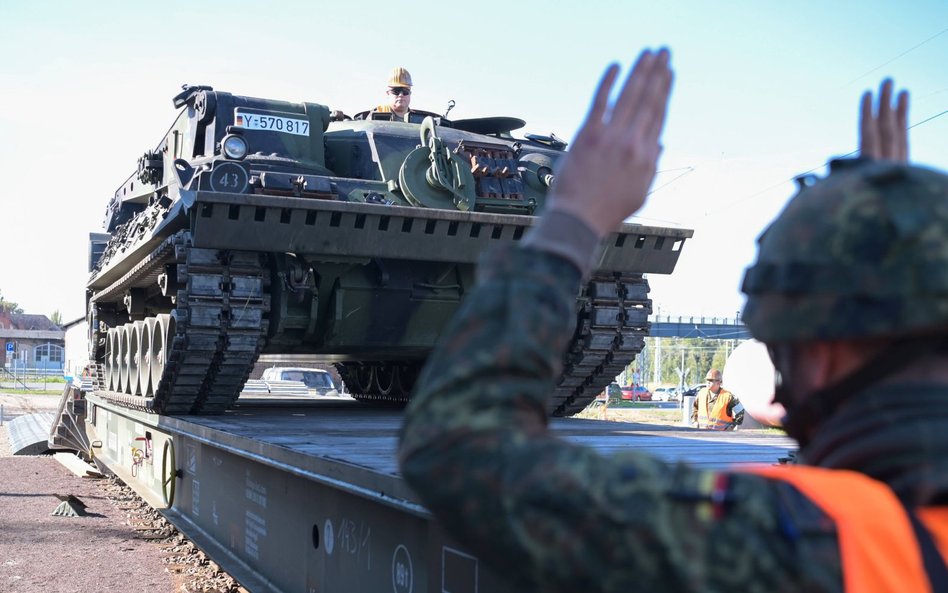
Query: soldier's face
768,342,822,444
388,87,411,112
707,378,721,392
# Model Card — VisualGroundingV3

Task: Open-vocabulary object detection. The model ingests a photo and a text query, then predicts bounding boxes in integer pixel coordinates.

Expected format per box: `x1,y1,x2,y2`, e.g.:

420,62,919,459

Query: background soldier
399,47,948,592
691,368,744,429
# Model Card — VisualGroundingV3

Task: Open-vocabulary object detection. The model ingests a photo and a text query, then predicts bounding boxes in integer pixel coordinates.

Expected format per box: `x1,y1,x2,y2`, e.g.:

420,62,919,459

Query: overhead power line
911,108,948,129
714,106,948,214
648,166,695,196
842,27,948,88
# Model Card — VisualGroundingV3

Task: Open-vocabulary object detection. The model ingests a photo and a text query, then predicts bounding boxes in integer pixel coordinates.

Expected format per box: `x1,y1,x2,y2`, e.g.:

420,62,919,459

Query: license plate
234,109,310,136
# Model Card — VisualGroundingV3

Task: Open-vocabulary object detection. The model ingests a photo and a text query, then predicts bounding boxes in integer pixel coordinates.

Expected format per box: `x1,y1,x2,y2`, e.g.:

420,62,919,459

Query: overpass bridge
648,315,751,340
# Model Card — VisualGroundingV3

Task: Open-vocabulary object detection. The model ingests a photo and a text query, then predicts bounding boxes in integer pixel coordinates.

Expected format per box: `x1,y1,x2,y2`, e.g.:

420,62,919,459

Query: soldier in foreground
399,47,948,592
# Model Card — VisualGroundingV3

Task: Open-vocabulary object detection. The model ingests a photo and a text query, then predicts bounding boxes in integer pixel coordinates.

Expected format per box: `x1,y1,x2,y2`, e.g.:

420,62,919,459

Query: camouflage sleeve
398,245,843,593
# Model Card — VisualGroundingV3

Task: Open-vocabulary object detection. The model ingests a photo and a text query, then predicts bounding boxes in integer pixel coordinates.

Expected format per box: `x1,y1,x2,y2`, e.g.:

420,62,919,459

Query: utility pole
675,342,690,410
680,348,685,390
653,336,661,386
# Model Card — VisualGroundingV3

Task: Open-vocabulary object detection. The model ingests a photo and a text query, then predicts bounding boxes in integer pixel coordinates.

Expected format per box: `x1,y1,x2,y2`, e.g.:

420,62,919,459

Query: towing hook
173,159,194,187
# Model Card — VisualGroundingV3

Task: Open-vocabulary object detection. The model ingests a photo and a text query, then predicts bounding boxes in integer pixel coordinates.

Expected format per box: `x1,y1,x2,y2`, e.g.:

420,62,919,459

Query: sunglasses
389,87,411,96
708,379,721,383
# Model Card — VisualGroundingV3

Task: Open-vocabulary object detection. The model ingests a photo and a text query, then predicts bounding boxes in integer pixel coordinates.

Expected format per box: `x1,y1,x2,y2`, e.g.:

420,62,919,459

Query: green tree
50,310,63,326
0,290,23,314
654,337,735,388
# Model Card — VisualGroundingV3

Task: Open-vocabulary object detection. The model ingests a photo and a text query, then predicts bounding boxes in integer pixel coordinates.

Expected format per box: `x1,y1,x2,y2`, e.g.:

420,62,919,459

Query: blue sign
5,342,14,353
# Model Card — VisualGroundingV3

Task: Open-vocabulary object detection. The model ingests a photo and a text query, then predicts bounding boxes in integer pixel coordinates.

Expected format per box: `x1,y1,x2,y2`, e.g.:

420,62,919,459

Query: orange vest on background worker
371,104,410,121
746,465,948,593
696,386,736,430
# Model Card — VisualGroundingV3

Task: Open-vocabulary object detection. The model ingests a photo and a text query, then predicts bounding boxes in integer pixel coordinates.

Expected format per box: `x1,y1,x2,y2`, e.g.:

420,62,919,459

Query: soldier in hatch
372,67,414,122
399,47,948,592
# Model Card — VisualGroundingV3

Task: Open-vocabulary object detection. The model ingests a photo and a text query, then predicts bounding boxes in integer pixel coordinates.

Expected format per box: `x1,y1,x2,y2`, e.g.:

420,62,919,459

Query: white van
260,367,339,396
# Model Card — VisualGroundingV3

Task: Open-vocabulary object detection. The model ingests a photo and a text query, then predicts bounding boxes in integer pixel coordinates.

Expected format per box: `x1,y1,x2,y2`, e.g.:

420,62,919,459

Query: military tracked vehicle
86,84,692,417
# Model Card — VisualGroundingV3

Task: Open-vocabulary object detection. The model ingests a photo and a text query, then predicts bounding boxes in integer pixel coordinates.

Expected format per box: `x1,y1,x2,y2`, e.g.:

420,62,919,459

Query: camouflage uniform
398,163,948,592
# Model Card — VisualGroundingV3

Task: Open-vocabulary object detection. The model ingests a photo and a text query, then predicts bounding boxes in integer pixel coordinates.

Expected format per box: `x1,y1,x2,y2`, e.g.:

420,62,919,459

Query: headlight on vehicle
221,134,248,160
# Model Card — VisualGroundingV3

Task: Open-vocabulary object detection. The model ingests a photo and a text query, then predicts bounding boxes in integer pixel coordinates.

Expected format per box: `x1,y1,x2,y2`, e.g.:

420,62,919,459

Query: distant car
682,384,706,398
603,382,623,402
620,385,652,401
652,387,679,402
261,367,339,396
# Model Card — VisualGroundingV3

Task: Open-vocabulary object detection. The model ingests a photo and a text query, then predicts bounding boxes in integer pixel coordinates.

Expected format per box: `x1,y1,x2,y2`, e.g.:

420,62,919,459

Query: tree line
0,289,63,326
621,337,740,389
0,290,23,314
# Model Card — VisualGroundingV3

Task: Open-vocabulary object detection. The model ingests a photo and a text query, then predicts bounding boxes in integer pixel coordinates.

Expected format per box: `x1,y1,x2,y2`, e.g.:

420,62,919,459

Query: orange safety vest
746,465,948,593
372,105,409,121
696,387,735,430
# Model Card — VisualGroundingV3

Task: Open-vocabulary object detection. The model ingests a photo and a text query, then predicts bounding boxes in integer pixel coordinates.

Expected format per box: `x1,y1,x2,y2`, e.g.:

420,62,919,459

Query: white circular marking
391,544,413,593
324,519,334,555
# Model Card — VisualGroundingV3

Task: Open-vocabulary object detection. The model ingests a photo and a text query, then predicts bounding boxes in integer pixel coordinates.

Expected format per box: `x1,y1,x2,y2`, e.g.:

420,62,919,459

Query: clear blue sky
1,0,946,323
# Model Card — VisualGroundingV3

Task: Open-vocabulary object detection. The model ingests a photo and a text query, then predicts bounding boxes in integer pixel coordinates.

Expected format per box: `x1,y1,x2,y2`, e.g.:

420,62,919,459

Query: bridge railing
649,314,744,326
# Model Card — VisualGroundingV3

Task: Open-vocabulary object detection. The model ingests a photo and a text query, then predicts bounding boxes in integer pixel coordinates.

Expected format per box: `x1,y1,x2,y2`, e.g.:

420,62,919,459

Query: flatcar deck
85,394,794,593
188,398,792,473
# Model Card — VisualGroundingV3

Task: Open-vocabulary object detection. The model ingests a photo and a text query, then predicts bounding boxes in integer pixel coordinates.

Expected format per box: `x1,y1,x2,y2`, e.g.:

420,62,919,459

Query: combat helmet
387,67,413,88
742,159,948,344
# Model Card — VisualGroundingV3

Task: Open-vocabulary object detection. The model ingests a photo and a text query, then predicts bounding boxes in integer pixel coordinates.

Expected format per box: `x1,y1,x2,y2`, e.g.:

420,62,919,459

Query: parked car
603,382,623,402
261,367,339,396
682,383,706,398
620,385,652,402
652,387,679,402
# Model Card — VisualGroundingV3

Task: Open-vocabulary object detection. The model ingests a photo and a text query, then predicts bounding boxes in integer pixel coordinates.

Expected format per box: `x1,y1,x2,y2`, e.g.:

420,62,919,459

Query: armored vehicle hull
87,86,692,416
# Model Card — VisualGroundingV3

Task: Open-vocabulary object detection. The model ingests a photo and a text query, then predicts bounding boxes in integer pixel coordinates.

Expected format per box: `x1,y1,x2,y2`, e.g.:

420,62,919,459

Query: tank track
337,274,650,417
92,236,647,417
551,273,651,416
93,231,268,414
334,362,421,406
92,362,106,391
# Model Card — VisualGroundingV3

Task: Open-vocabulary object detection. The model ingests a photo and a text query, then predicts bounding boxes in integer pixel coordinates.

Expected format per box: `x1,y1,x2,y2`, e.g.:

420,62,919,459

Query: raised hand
859,78,909,162
547,48,674,237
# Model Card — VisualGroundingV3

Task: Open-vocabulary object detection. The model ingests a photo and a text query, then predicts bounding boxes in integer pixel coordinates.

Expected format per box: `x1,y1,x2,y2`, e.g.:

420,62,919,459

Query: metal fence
0,367,66,390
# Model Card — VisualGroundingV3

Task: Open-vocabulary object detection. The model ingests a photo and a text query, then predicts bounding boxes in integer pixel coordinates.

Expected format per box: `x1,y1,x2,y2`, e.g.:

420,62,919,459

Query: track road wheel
151,314,175,395
105,328,119,391
140,318,157,397
354,364,375,395
117,325,130,394
376,364,397,397
127,321,143,396
394,364,419,394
